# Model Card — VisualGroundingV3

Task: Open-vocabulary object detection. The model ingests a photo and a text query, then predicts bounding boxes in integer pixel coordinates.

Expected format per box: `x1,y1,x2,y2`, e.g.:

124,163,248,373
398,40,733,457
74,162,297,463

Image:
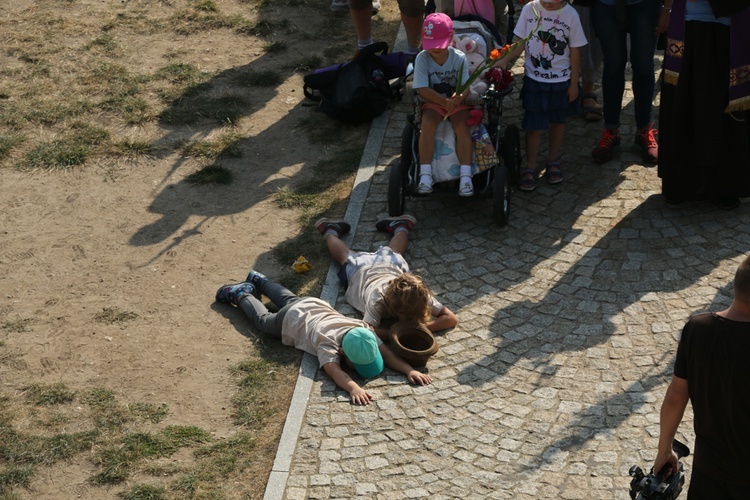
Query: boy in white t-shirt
315,214,458,341
496,0,587,191
215,270,431,405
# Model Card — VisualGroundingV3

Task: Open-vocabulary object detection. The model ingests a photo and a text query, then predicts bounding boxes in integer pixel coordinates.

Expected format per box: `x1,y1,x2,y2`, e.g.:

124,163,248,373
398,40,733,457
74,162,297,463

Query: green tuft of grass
23,139,89,170
120,484,167,500
0,427,98,466
291,55,324,73
94,307,139,324
0,464,35,492
161,426,212,447
128,403,169,424
70,121,110,145
92,427,211,485
1,318,33,333
193,0,219,12
181,131,241,159
185,165,233,185
85,388,117,407
153,63,207,86
113,139,153,157
0,133,26,160
24,383,76,406
85,35,118,52
274,188,319,210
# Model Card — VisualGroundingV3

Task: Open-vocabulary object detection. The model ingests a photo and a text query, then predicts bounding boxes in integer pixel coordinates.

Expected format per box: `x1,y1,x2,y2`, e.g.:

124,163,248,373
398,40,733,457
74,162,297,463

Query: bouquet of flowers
486,67,513,92
454,7,541,97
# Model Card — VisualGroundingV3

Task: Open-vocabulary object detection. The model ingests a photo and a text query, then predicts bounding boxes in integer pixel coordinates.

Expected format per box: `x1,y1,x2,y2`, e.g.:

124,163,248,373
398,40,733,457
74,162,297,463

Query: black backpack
303,42,404,125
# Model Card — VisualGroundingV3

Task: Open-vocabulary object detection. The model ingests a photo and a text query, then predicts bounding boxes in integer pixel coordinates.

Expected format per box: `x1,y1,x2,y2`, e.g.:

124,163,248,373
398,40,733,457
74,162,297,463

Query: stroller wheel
388,160,407,216
492,163,511,226
502,125,522,184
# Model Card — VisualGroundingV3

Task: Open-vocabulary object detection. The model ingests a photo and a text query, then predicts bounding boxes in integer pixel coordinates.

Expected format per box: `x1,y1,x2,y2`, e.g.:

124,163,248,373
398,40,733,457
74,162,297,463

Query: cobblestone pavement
278,58,750,499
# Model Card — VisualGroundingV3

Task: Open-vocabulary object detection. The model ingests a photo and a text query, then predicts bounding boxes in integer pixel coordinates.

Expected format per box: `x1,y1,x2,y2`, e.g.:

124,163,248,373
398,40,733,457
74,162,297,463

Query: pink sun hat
421,13,454,50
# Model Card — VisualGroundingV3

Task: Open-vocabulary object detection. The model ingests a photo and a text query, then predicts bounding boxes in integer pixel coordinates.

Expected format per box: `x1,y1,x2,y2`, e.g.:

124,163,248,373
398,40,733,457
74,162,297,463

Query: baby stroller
388,15,522,226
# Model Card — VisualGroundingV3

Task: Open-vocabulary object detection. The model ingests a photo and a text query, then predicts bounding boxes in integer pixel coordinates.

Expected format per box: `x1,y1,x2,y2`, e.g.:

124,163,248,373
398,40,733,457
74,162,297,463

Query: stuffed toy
453,34,489,98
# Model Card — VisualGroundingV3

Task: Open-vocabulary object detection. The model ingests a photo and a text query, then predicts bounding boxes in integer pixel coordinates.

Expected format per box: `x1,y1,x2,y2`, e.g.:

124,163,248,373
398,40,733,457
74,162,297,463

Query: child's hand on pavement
350,387,373,405
408,370,432,386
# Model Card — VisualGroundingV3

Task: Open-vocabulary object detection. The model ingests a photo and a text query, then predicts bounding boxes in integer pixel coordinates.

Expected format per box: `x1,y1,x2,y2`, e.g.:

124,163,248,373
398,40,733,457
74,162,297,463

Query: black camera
629,439,691,500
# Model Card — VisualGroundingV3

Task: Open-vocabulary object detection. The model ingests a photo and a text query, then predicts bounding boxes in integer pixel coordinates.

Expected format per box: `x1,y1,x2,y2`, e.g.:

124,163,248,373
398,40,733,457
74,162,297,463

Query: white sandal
417,172,433,194
459,178,474,197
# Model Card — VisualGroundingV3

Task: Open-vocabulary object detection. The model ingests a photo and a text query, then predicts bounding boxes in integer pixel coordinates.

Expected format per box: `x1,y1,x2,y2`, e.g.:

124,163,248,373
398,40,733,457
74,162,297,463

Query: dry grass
0,0,403,497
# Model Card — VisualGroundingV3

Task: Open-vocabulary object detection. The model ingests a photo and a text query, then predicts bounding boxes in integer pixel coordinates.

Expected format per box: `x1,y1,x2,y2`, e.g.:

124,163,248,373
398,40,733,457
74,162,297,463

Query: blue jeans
593,0,660,130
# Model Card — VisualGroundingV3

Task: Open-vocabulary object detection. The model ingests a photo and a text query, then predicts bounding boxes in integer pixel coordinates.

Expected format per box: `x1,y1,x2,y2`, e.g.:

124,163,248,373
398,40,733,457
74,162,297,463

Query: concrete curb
262,32,402,493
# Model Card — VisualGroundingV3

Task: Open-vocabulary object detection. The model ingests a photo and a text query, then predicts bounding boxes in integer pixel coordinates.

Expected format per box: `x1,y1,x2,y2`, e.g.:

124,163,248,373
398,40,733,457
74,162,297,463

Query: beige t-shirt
344,263,443,327
281,297,378,367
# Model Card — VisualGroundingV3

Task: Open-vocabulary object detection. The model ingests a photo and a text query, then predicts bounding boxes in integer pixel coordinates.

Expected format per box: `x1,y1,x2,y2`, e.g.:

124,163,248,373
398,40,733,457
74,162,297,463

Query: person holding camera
653,254,750,498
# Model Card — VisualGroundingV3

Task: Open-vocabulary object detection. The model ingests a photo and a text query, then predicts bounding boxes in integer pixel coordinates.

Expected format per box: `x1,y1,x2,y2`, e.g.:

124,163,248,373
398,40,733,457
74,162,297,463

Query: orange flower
490,48,501,60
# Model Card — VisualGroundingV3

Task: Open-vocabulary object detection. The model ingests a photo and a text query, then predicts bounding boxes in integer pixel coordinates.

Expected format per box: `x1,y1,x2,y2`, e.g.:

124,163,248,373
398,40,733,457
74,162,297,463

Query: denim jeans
593,0,660,130
239,279,300,338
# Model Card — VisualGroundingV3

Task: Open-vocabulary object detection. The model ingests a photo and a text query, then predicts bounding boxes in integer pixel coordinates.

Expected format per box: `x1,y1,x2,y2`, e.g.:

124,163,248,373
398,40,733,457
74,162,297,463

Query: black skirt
657,21,750,202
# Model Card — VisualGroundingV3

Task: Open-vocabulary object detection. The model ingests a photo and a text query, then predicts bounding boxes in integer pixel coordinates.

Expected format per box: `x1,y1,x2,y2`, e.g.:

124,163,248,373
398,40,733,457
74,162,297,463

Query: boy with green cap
215,270,431,405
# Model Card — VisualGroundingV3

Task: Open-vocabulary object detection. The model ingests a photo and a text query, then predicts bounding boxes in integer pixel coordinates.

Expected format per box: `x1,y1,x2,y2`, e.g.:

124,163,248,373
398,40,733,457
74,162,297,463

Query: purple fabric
665,0,750,112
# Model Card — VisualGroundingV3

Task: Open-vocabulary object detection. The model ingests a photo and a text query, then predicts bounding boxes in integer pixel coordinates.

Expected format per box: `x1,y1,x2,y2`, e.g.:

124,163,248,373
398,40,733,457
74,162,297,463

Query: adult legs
626,0,660,130
349,0,422,53
592,2,627,130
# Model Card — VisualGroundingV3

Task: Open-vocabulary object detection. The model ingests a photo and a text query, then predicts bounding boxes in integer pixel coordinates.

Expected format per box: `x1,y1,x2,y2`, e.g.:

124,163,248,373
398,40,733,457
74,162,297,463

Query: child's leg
448,109,472,167
262,280,300,310
240,280,300,338
239,296,282,338
418,108,441,188
548,123,565,163
545,123,565,184
449,109,474,195
525,129,541,172
324,233,350,266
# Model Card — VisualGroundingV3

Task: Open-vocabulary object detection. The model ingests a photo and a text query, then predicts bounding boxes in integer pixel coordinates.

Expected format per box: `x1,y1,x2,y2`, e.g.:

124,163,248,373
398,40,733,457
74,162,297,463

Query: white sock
357,38,373,49
419,164,432,185
324,228,338,238
460,164,472,178
406,45,420,56
393,226,409,236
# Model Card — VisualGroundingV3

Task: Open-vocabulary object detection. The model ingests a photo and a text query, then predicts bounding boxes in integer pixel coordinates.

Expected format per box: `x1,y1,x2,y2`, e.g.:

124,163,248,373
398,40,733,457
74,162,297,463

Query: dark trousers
239,279,300,338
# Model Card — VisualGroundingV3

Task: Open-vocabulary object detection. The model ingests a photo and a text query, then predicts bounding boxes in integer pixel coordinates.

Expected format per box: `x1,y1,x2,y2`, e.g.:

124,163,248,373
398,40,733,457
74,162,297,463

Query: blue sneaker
215,282,256,306
245,270,269,293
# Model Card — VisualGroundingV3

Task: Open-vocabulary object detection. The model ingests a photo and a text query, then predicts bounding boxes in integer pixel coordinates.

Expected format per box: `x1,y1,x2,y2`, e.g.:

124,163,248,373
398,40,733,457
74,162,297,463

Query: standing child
413,12,475,197
497,0,587,191
215,270,431,405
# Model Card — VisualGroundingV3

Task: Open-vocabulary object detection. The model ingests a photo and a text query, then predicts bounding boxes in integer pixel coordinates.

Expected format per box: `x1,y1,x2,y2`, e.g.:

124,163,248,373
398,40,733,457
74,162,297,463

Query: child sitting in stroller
413,12,474,197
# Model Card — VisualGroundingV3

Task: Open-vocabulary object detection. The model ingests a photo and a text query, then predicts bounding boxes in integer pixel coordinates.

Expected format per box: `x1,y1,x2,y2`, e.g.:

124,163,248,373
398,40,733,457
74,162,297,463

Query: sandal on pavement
519,168,538,191
545,161,564,185
582,93,602,122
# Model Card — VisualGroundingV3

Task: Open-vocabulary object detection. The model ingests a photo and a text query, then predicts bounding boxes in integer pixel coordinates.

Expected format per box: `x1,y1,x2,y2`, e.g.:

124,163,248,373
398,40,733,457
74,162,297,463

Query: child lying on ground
215,270,431,405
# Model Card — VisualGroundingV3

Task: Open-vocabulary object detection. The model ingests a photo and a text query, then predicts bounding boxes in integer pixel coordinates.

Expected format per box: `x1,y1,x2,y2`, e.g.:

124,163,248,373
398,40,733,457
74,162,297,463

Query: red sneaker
633,127,658,164
592,129,621,164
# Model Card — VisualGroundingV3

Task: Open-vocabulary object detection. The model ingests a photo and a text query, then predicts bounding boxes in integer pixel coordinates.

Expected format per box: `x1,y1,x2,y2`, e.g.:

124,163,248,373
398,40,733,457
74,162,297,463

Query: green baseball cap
341,327,384,378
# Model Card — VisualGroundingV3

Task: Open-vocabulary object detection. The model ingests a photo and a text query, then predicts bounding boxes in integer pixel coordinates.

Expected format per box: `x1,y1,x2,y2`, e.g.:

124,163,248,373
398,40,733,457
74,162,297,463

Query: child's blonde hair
383,273,432,322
